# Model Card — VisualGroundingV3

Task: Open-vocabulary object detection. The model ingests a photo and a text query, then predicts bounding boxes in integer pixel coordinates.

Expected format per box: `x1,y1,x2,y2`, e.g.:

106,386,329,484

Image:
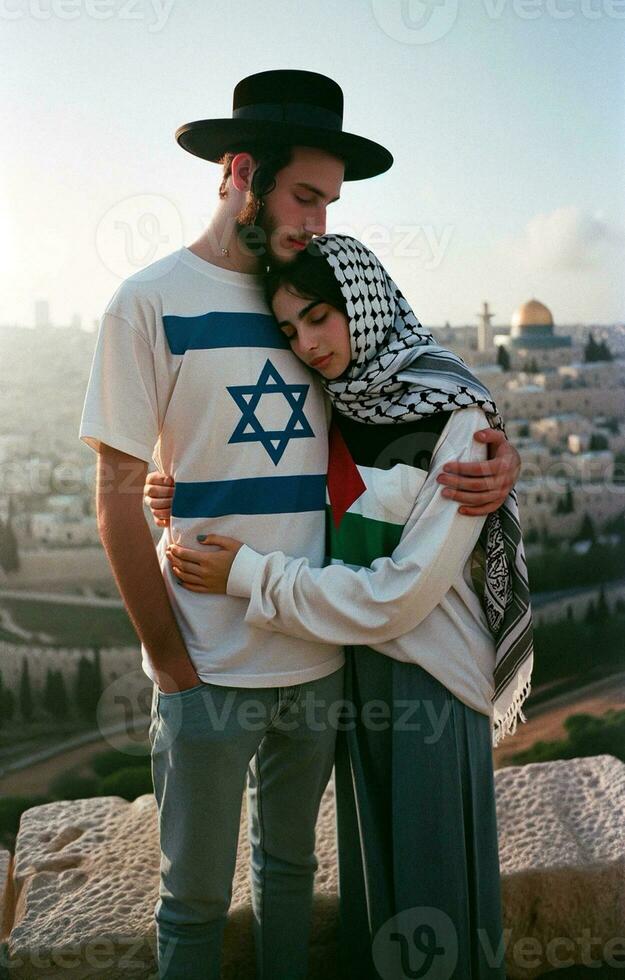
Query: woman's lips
310,353,333,369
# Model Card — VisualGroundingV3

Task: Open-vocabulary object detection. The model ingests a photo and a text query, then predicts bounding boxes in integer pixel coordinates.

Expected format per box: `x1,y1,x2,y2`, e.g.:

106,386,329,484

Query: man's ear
230,152,256,193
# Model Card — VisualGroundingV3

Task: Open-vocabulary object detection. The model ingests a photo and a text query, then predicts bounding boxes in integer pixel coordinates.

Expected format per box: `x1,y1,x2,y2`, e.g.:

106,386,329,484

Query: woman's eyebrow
277,300,321,328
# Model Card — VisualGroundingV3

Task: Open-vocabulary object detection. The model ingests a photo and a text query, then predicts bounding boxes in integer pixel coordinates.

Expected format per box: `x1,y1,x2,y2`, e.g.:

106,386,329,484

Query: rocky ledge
0,754,623,979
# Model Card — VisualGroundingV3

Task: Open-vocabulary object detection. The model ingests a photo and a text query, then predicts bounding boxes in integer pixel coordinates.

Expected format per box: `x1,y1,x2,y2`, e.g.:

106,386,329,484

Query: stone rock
5,780,339,979
496,753,625,979
5,754,625,978
8,795,160,979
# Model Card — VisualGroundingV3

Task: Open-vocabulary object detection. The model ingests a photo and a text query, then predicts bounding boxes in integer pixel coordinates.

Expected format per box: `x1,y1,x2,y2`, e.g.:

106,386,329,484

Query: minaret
476,301,495,352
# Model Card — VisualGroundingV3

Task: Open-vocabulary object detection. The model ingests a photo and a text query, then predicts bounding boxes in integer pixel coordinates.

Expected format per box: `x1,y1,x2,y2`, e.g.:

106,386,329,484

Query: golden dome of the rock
511,299,554,337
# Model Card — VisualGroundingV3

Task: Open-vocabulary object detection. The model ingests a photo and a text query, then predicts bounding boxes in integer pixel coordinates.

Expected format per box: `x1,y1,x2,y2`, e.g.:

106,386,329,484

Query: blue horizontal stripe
163,311,289,355
172,474,327,518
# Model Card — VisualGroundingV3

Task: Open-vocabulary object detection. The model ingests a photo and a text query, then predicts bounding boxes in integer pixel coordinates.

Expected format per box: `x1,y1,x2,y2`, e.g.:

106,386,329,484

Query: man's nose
305,206,326,237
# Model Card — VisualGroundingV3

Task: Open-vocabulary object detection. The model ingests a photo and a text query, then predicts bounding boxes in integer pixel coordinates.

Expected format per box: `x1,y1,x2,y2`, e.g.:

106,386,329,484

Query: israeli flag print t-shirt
80,246,344,687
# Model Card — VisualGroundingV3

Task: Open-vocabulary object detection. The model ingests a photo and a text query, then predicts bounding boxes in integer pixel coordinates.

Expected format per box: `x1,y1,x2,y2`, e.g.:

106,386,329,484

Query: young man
79,70,520,980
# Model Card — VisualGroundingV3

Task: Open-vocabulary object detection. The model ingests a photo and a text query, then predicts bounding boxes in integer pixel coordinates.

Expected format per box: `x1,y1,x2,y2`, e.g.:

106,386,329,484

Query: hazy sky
2,0,624,328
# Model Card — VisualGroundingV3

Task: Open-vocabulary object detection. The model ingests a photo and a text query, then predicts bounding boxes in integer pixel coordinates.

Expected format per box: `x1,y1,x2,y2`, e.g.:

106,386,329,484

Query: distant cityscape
0,295,624,757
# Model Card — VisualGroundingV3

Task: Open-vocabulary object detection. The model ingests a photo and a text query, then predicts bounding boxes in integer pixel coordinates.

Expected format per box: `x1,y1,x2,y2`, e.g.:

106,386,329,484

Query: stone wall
0,754,623,979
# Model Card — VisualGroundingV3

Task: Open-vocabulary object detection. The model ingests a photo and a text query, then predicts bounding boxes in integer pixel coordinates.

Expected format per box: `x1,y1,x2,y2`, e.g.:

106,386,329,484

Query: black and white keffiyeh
313,234,534,747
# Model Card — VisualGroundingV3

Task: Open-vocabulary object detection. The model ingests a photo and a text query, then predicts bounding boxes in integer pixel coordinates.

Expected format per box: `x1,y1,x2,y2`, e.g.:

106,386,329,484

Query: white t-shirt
79,246,344,687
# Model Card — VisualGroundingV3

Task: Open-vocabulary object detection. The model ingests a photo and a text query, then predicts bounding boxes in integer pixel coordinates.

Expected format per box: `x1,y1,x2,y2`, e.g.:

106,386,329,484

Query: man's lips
310,353,333,369
287,237,309,250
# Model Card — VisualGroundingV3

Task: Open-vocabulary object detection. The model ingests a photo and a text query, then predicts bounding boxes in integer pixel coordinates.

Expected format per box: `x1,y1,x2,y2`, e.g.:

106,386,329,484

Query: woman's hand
436,429,521,516
144,471,175,527
165,535,244,594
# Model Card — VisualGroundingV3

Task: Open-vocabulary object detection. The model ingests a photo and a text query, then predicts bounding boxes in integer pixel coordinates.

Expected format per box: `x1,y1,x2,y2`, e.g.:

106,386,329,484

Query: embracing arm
438,426,520,515
227,406,489,645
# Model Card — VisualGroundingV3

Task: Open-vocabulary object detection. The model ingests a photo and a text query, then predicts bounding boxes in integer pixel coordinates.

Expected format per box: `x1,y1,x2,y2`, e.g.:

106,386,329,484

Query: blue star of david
227,359,314,465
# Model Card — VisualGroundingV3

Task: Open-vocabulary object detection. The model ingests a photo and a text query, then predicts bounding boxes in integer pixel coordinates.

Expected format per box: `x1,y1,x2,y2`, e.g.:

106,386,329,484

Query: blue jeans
149,664,344,980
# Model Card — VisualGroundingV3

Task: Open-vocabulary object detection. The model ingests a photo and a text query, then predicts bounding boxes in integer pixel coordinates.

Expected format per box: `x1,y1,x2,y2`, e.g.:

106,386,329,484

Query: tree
510,709,625,766
19,658,33,723
589,433,609,452
0,509,20,574
43,667,55,718
55,671,70,719
603,511,625,536
597,339,613,361
496,344,511,371
584,332,613,363
44,668,70,721
75,656,94,722
92,647,104,709
523,357,540,374
575,512,596,544
74,650,103,724
596,585,610,623
556,484,575,515
0,669,16,727
584,331,600,362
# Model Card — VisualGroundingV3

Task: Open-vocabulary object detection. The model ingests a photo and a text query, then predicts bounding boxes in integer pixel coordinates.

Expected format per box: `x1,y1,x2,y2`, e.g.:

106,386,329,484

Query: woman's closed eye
280,312,327,341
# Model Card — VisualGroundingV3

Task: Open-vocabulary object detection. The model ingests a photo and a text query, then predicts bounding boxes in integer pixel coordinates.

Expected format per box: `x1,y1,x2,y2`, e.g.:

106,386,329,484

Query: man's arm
437,428,521,515
97,445,200,694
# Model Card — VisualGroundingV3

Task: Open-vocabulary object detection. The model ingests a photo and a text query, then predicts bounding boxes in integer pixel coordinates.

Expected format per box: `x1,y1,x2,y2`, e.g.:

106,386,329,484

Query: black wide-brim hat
175,69,393,182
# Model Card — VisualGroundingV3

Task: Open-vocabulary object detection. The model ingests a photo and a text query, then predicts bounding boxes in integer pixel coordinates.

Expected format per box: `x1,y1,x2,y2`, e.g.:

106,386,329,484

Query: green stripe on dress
326,506,404,568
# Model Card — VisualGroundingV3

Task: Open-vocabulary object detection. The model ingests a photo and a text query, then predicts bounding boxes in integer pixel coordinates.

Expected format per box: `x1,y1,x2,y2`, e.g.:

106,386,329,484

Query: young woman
144,235,534,979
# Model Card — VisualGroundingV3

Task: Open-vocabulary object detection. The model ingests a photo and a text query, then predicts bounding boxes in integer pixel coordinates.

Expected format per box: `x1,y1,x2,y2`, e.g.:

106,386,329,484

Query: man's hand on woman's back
144,470,175,526
436,428,521,516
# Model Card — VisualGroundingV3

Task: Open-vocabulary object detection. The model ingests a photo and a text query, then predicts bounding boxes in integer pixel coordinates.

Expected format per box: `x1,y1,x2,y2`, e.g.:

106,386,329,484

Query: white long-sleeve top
227,404,497,717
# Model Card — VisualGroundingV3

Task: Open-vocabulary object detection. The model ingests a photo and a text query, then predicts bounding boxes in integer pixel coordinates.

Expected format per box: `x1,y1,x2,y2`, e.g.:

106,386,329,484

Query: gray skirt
334,645,506,980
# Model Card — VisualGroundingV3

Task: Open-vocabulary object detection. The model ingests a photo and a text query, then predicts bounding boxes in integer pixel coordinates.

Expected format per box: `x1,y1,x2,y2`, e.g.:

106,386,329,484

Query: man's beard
234,208,301,272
